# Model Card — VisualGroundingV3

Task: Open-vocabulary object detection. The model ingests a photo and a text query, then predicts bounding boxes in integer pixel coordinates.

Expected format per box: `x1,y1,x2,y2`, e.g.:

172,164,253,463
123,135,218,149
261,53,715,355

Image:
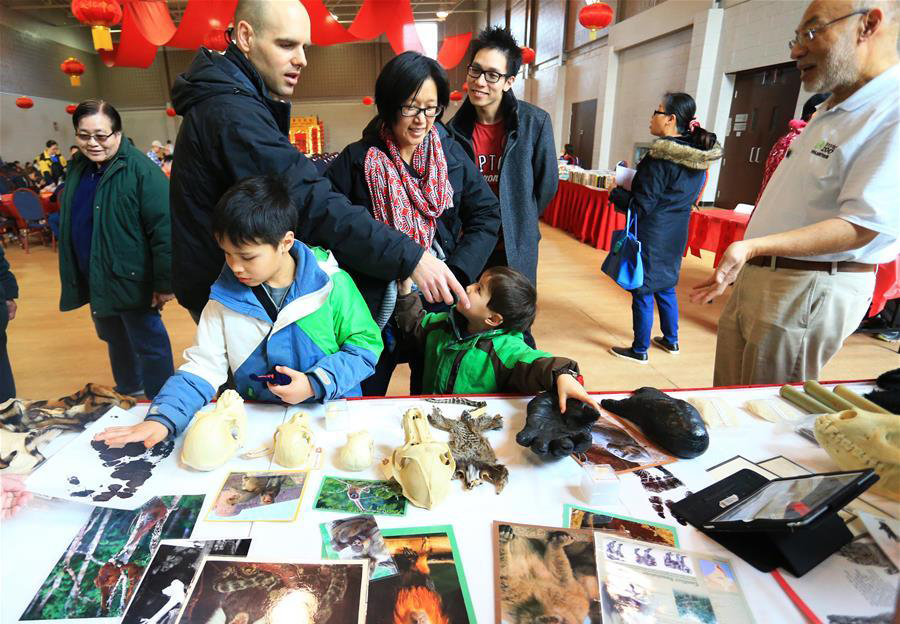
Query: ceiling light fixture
436,10,449,19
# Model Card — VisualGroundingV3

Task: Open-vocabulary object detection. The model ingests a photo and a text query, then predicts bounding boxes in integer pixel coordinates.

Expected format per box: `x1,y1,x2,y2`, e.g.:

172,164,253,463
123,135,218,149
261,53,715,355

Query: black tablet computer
702,469,878,532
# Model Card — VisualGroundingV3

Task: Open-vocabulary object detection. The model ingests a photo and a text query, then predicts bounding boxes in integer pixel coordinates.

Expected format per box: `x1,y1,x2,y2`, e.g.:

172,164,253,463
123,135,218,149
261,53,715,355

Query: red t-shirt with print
472,120,505,197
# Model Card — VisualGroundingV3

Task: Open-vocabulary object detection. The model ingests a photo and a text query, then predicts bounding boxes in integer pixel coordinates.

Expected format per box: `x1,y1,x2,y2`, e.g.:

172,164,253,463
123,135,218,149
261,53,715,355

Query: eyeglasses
652,110,670,117
399,105,444,118
788,8,868,50
75,131,116,144
466,64,510,84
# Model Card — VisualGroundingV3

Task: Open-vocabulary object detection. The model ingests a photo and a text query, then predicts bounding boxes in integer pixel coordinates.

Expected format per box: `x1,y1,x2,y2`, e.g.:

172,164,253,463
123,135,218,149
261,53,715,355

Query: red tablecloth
686,208,750,267
871,256,900,317
541,180,623,250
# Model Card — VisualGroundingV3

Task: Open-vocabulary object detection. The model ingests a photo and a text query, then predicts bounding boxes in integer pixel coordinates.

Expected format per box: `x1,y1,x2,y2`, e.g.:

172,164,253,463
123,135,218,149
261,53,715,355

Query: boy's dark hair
46,140,58,148
212,175,295,247
484,266,537,333
470,26,522,78
375,51,450,126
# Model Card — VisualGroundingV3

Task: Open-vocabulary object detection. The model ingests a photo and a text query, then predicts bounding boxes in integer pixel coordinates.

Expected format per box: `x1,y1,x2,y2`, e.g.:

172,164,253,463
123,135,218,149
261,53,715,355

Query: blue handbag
601,207,644,290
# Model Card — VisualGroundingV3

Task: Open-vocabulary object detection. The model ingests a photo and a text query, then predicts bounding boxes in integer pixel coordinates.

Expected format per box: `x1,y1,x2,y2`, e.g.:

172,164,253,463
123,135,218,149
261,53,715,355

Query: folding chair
10,189,55,253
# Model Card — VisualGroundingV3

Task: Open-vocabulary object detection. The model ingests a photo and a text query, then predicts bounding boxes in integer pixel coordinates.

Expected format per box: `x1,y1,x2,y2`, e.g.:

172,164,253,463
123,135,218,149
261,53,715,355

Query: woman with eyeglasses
58,100,174,399
326,51,500,395
607,92,722,364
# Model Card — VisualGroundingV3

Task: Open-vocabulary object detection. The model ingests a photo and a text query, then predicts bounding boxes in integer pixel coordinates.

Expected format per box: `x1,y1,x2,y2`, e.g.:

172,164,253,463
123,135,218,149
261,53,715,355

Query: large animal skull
180,390,247,471
390,408,455,509
273,411,314,469
814,409,900,502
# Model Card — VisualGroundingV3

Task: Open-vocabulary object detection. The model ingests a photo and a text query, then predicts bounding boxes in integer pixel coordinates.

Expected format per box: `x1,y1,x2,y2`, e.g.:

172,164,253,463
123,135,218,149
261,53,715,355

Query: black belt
747,256,876,273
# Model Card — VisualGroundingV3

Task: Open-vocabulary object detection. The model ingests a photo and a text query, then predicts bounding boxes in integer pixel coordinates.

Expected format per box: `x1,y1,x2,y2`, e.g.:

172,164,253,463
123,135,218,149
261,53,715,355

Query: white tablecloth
1,383,893,623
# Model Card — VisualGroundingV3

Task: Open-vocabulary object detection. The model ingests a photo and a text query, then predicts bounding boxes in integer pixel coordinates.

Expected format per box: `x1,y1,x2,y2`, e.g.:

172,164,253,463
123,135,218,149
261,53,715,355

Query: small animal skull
181,390,246,471
273,411,314,469
338,430,374,472
814,409,900,502
390,408,455,509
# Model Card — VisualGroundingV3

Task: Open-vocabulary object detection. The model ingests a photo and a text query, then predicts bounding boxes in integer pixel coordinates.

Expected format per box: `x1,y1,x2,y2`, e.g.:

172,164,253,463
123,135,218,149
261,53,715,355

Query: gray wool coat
448,91,558,285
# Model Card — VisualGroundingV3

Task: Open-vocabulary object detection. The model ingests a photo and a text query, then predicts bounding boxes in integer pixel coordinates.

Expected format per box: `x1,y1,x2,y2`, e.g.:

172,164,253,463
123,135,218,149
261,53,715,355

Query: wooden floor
6,224,897,400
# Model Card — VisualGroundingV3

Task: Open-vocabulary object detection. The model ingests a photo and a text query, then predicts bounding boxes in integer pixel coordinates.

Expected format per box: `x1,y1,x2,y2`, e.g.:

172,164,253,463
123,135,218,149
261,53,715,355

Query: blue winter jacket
146,242,382,436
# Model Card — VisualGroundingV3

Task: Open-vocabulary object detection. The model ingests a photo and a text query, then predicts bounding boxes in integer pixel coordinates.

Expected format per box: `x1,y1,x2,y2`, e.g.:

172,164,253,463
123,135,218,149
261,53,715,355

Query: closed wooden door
569,99,597,170
716,64,801,210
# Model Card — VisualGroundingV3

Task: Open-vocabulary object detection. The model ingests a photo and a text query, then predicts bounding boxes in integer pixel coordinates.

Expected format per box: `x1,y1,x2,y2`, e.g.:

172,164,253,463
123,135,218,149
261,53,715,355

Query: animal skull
390,408,455,509
814,409,900,502
273,411,314,469
180,390,247,471
338,430,374,472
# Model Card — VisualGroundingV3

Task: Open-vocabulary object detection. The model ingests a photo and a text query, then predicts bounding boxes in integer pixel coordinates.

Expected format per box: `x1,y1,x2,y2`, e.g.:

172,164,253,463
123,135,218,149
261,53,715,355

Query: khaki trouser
713,264,875,387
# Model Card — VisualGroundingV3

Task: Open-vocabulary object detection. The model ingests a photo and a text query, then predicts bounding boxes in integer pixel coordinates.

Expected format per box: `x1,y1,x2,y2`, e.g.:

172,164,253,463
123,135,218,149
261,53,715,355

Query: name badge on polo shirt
810,139,838,160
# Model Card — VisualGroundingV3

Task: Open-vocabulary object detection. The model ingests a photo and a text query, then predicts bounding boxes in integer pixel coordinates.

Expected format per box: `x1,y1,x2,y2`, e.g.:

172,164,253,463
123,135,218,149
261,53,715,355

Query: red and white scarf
364,124,453,249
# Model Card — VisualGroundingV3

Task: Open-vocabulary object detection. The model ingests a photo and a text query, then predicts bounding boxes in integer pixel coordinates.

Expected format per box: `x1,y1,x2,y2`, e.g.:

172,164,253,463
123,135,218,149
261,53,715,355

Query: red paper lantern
521,46,535,64
71,0,123,52
203,28,230,52
16,97,34,109
66,104,78,114
362,96,374,106
449,90,464,102
166,107,176,117
60,57,86,87
579,2,614,34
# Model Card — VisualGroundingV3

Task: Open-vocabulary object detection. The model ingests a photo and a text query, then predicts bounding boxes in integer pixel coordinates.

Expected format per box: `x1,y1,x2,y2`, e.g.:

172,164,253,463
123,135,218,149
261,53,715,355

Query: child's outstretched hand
94,420,169,449
1,474,32,519
557,374,601,413
267,365,314,404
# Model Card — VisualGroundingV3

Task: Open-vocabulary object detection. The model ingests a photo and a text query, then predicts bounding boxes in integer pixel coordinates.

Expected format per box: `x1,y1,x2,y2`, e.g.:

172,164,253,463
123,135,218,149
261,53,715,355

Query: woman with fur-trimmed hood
608,92,722,363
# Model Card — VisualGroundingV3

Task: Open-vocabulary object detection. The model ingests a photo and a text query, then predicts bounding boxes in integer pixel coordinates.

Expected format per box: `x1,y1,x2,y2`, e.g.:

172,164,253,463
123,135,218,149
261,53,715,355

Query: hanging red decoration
60,57,86,87
462,82,469,92
71,0,123,51
202,28,230,52
579,2,614,38
166,107,177,117
16,97,34,109
521,46,535,64
437,32,472,70
362,96,374,106
449,90,464,102
66,104,78,114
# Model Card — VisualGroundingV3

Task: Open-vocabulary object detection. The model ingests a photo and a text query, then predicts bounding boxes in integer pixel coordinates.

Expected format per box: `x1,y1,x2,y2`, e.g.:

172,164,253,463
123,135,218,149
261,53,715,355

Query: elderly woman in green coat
58,100,174,399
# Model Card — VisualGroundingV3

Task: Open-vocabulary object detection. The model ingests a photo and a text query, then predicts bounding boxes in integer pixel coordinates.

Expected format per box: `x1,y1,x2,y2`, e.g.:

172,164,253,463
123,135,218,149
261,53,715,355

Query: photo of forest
21,494,204,620
314,477,407,516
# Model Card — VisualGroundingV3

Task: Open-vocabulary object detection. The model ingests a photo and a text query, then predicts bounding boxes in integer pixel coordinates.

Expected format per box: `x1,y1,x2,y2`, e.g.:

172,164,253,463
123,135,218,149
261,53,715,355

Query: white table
1,383,892,623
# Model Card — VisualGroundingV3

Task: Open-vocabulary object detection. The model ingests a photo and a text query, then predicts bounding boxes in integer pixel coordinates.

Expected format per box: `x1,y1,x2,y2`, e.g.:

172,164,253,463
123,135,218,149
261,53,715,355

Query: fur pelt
649,138,723,170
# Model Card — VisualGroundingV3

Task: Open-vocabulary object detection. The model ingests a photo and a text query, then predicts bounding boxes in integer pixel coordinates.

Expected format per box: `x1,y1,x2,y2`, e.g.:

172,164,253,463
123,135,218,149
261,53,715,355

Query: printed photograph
321,515,398,580
366,526,475,624
600,562,655,624
673,590,718,624
699,559,737,592
314,476,407,516
21,495,204,621
121,538,251,624
574,412,675,473
568,504,679,547
494,522,601,624
178,559,366,624
208,470,308,522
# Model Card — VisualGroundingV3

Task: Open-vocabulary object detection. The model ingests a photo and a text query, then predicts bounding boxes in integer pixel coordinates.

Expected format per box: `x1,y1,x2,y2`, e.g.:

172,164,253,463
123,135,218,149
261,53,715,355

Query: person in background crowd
169,0,469,324
693,0,899,386
608,92,722,363
325,51,500,395
146,140,166,168
0,246,18,403
35,140,67,186
68,145,79,159
165,140,173,157
58,100,175,399
448,27,557,304
755,92,830,205
24,164,48,190
560,144,580,166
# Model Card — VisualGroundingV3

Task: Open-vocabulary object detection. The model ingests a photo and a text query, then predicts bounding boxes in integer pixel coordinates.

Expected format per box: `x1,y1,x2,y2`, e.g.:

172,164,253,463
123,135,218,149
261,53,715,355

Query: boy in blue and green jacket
95,175,382,448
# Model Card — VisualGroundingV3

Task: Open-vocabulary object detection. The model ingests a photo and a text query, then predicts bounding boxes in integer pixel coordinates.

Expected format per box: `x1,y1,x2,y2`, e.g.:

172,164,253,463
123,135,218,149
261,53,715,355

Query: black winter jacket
324,119,501,315
447,91,558,285
610,136,722,294
170,44,425,313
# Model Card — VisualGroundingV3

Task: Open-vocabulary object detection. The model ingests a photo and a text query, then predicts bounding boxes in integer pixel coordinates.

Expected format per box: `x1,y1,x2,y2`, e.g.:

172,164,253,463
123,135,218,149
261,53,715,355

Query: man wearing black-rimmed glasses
693,0,899,386
448,27,558,325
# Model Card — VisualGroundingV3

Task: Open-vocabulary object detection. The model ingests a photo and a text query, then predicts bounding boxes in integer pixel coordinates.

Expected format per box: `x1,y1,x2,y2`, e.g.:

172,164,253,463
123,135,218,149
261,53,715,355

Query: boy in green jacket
396,267,598,412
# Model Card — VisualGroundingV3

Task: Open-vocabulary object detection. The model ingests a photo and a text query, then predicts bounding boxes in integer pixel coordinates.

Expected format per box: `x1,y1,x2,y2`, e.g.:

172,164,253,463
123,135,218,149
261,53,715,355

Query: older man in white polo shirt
692,0,899,386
